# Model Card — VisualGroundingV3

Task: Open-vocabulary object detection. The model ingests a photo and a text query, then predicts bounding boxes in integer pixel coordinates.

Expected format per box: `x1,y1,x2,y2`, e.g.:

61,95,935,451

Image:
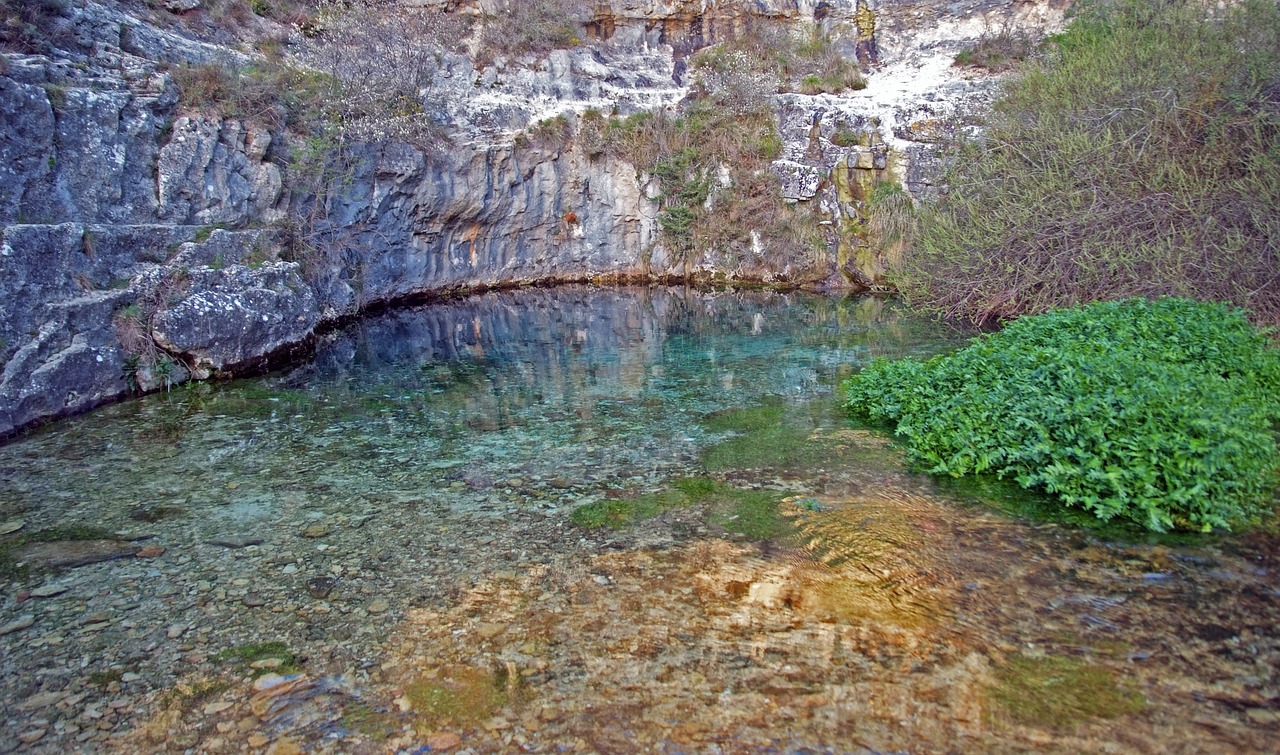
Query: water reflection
0,286,961,538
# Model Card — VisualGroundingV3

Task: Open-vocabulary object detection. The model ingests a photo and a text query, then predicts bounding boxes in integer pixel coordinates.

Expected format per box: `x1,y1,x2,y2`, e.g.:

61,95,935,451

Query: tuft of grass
953,27,1038,72
831,128,864,148
0,0,71,54
516,114,573,152
192,225,220,244
866,181,916,274
475,0,588,68
990,654,1145,728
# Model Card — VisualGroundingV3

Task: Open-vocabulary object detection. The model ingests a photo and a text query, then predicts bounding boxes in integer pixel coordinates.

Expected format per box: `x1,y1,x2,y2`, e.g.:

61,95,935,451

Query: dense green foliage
845,298,1280,532
901,0,1280,325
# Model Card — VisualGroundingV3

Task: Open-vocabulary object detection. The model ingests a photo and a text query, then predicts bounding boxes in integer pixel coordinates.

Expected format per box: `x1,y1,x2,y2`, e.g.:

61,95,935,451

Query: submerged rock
16,540,141,568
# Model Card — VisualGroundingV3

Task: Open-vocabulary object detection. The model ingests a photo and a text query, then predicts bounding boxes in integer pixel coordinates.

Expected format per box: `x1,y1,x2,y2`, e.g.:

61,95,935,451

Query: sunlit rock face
0,0,1063,436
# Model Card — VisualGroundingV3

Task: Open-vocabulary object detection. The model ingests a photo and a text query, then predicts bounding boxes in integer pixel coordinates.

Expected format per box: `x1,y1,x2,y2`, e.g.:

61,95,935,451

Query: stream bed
0,286,1276,753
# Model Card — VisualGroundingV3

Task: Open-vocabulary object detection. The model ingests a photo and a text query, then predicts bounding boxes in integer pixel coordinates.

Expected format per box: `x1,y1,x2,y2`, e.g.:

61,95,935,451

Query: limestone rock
150,259,320,376
157,118,284,226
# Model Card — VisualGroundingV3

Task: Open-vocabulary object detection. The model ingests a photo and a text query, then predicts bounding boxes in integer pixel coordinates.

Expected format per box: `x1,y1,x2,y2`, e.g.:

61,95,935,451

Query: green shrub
844,298,1280,532
603,104,823,278
902,0,1280,326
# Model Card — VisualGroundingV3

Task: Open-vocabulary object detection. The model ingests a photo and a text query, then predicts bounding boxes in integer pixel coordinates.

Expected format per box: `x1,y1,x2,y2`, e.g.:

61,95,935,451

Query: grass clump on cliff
952,24,1038,72
475,0,589,67
845,298,1280,533
0,0,70,54
690,21,865,98
595,102,824,280
900,0,1280,325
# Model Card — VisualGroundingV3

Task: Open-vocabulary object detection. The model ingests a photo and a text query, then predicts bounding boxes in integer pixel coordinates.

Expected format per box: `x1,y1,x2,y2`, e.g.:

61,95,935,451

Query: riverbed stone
30,584,70,598
17,540,142,568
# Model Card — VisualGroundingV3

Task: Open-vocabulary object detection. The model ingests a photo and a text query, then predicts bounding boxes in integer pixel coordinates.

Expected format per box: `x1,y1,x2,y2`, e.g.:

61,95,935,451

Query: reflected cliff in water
285,286,957,431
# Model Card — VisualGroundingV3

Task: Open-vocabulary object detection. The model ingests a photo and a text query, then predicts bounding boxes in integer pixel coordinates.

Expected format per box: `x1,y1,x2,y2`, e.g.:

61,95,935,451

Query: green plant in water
701,398,787,433
700,397,899,474
213,641,301,675
570,488,691,529
406,665,517,728
340,702,399,741
990,654,1145,728
845,297,1280,532
571,476,793,541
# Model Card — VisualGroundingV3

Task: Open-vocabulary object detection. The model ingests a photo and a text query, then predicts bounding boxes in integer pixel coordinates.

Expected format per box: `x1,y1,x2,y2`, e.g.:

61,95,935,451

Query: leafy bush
901,0,1280,325
844,298,1280,532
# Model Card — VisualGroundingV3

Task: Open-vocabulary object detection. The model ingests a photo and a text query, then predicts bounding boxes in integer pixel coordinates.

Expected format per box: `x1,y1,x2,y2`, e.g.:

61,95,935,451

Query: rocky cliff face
0,0,1064,436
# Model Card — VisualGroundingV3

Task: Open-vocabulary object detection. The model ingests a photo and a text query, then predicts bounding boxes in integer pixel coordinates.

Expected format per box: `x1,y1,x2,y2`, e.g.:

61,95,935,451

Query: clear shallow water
0,287,963,538
0,286,1276,754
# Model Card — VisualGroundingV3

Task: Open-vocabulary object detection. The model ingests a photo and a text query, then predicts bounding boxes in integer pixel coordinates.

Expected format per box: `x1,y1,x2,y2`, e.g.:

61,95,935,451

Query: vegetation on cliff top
899,0,1280,326
845,298,1280,532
